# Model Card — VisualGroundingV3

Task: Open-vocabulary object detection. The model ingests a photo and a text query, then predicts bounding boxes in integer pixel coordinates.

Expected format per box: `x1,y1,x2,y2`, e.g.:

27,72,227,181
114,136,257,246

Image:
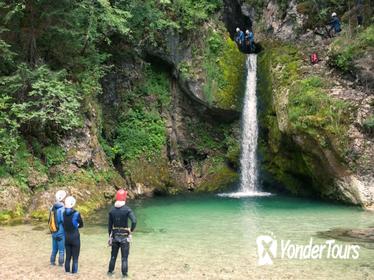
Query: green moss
257,41,352,196
30,210,49,221
288,76,350,151
183,21,246,110
0,205,26,224
76,198,104,217
198,165,238,192
0,211,12,223
225,141,240,169
215,37,246,109
265,42,350,156
125,157,178,195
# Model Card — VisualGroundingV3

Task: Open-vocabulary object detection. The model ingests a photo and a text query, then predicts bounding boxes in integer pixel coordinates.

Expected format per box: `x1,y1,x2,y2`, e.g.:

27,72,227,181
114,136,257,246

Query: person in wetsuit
107,189,137,278
63,196,83,274
50,190,66,266
329,12,341,36
245,30,255,53
234,27,245,50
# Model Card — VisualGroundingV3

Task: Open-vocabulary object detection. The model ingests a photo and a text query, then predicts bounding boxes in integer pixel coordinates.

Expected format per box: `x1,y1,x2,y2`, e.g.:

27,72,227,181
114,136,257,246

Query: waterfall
240,54,259,193
219,54,271,198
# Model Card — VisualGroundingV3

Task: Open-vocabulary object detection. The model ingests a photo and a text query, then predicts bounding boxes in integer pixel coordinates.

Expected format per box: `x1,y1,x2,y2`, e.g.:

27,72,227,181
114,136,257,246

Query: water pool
0,194,373,279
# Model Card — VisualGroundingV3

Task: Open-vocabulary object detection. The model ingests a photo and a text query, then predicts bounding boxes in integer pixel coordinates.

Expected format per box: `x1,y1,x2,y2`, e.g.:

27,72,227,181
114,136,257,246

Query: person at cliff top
50,190,67,266
329,12,341,36
63,196,84,274
234,27,244,50
245,30,255,53
107,189,137,278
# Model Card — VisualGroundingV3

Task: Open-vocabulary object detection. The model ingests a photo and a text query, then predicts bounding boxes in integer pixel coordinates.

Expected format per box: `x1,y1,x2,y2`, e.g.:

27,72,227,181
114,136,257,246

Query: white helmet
65,196,76,209
332,12,337,17
236,27,240,32
55,190,67,202
246,30,250,34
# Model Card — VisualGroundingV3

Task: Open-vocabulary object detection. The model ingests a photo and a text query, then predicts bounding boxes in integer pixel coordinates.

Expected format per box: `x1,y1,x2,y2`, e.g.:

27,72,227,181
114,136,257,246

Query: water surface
0,194,373,279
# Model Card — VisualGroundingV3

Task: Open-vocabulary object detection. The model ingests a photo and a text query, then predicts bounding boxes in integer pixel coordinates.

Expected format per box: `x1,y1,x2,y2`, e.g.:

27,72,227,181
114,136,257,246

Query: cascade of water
218,54,271,198
239,54,259,193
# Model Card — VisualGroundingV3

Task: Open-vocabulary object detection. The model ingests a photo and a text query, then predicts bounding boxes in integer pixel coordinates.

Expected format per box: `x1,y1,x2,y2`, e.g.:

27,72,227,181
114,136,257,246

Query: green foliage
123,0,221,47
101,64,171,162
0,140,47,190
142,66,171,108
0,0,134,169
178,61,193,79
113,109,166,160
0,95,19,165
42,145,66,167
2,64,82,131
330,24,374,73
173,0,222,31
185,118,239,164
0,28,16,74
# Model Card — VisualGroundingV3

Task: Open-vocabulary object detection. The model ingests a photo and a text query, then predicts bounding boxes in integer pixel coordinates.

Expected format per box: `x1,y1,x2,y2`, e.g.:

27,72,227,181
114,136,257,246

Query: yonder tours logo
256,233,360,266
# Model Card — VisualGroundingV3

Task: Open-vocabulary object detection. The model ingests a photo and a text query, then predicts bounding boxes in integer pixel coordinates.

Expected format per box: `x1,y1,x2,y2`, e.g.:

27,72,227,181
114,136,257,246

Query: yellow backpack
48,207,59,233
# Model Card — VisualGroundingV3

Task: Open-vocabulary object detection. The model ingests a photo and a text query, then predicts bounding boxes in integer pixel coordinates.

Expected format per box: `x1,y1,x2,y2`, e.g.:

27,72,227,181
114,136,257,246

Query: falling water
240,54,259,192
219,54,271,198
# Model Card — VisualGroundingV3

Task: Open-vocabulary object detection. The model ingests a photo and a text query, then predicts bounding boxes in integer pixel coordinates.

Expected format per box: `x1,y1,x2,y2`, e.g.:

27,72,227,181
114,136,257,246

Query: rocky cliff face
250,1,374,208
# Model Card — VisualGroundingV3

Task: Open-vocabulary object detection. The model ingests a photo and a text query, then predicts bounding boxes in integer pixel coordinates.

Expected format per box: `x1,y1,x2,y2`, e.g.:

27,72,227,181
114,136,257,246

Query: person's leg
65,243,72,273
71,238,80,274
120,241,130,276
108,241,120,273
57,236,65,266
50,237,58,265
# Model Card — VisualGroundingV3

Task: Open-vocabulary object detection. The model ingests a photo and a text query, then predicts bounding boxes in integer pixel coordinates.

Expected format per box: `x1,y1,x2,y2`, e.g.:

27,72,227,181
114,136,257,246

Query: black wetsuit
108,205,137,276
63,209,83,273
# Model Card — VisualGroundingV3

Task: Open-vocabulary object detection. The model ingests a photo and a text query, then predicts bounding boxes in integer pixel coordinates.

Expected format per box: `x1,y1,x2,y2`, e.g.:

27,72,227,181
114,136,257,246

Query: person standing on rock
245,30,255,53
107,189,137,278
49,190,67,266
234,27,244,50
63,196,84,274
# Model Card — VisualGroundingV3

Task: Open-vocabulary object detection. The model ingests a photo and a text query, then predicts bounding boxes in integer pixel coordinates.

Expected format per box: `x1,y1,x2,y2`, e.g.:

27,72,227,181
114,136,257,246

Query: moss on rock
258,41,352,198
197,163,238,193
180,21,246,111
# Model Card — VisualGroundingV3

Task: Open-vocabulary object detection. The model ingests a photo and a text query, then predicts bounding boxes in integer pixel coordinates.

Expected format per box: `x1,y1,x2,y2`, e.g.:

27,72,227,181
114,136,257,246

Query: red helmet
116,189,127,201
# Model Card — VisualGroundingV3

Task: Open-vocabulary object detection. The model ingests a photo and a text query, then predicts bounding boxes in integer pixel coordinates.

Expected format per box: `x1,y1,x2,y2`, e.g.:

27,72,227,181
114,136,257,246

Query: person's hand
108,236,113,246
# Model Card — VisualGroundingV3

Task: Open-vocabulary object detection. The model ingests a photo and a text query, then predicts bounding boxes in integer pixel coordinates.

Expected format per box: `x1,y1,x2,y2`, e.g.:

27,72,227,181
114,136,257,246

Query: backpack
48,206,59,233
310,52,319,64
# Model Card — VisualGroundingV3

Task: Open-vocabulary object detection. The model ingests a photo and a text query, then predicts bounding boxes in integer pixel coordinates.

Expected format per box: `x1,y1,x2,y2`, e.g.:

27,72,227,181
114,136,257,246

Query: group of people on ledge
234,27,255,53
49,189,136,278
